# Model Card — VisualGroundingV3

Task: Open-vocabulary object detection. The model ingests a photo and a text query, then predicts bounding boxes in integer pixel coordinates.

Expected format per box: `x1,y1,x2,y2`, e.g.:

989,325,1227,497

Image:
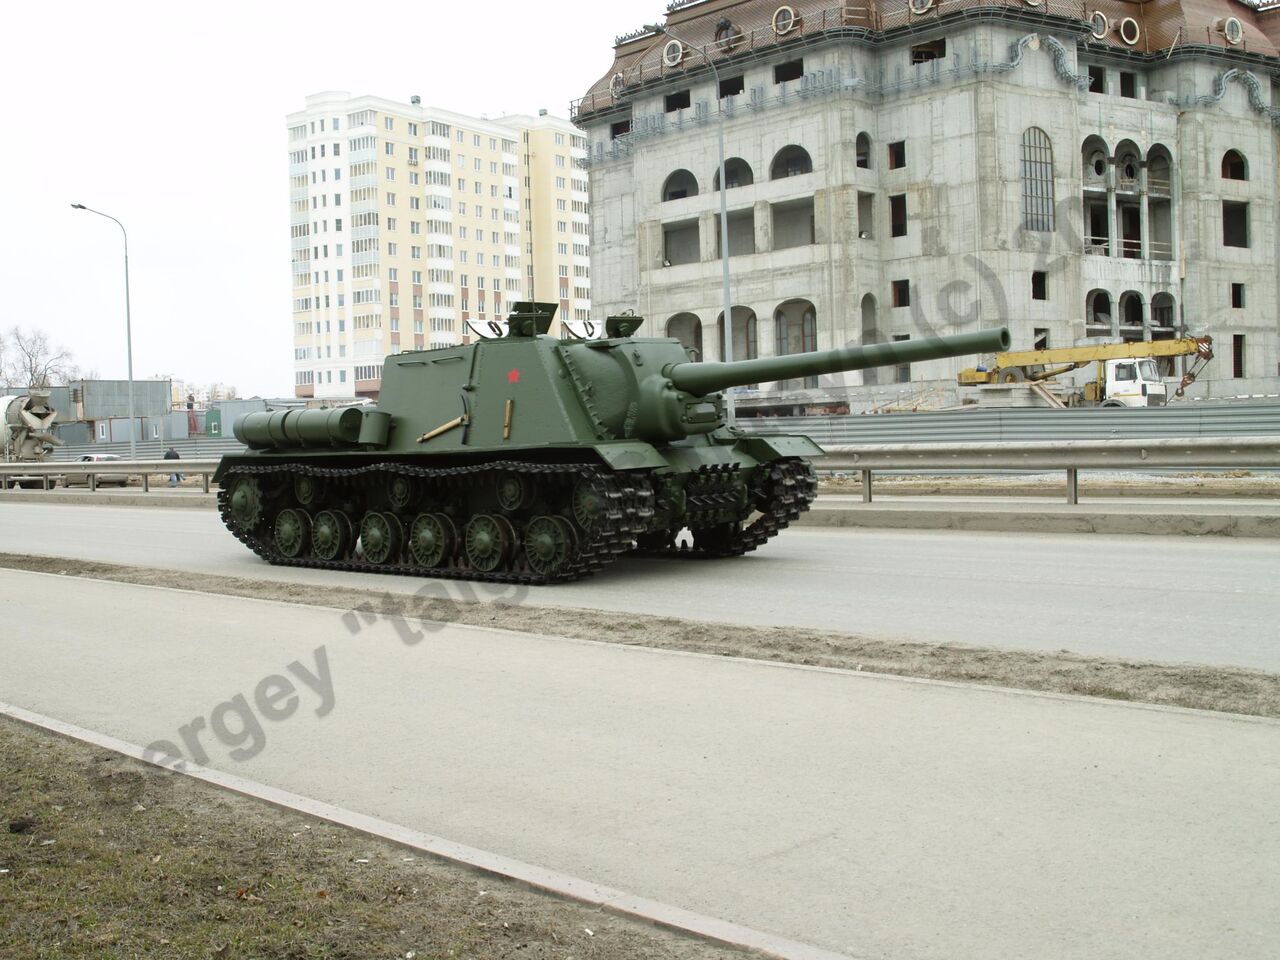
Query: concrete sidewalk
4,486,1279,536
3,568,1277,960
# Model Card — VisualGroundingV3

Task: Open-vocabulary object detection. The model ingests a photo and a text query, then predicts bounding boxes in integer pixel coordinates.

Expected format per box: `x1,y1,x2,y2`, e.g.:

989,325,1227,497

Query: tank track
217,460,652,585
637,457,817,559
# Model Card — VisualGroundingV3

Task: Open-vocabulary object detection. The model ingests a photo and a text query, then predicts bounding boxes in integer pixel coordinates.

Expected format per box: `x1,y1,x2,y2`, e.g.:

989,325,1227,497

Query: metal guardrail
0,459,222,494
817,437,1280,503
4,437,1279,507
743,402,1280,444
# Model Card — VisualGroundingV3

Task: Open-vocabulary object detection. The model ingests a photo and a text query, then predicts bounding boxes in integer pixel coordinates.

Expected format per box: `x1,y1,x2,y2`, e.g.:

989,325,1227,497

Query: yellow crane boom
958,336,1214,397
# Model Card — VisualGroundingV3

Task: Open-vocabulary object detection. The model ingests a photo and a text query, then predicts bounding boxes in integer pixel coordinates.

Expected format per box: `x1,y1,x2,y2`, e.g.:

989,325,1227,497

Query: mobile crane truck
957,336,1214,407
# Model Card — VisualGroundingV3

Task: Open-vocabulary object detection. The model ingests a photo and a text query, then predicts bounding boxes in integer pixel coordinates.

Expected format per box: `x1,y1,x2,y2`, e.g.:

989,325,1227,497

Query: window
384,117,394,131
1114,363,1136,382
1231,283,1245,308
774,59,803,83
1222,150,1248,180
1119,72,1137,98
1032,271,1047,300
770,145,812,180
889,195,907,237
855,132,871,169
665,89,691,112
1223,201,1249,247
1020,127,1055,232
857,191,874,237
610,119,631,139
386,217,396,231
888,141,906,169
911,39,946,63
1233,335,1246,378
893,335,911,383
719,75,745,98
1087,65,1105,93
892,280,910,307
1034,328,1049,350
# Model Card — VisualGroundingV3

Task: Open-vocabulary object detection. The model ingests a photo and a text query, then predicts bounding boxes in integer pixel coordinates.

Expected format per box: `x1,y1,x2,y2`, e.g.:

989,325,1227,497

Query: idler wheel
227,476,264,531
523,515,573,576
274,508,312,558
409,512,456,568
360,511,403,565
464,513,511,572
572,477,607,529
312,509,352,561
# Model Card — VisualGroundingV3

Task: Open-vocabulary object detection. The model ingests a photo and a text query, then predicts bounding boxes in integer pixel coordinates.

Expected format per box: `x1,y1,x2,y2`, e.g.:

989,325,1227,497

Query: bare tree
2,327,80,389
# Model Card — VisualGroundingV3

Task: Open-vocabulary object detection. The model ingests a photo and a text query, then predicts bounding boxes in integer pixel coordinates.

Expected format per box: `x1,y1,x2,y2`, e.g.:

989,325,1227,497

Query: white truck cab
1102,358,1167,407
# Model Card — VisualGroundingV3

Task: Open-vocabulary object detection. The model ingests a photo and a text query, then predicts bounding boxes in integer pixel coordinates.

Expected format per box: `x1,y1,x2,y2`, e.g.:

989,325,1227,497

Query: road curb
0,701,855,960
796,505,1280,538
0,490,216,508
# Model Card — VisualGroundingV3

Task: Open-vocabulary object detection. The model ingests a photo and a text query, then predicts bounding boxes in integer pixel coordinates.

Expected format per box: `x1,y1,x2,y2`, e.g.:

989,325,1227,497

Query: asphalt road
2,501,1279,669
4,568,1277,960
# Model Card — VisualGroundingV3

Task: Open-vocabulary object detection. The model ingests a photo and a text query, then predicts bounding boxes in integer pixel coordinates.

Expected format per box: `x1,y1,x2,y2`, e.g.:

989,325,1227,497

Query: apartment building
289,94,590,399
573,0,1280,412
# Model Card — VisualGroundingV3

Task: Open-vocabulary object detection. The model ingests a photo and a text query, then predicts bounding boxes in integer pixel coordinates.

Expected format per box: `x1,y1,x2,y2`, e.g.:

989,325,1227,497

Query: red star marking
507,368,520,384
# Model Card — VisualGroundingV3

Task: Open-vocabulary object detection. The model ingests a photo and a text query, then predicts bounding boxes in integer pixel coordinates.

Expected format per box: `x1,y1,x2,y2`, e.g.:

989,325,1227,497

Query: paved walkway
3,569,1277,959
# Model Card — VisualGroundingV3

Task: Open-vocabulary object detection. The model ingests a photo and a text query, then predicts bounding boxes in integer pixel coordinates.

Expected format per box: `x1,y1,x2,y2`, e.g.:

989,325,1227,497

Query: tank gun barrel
666,328,1011,397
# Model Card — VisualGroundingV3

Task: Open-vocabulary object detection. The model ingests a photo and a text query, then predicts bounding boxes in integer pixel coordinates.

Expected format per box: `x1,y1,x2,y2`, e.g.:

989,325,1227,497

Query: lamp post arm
72,204,137,458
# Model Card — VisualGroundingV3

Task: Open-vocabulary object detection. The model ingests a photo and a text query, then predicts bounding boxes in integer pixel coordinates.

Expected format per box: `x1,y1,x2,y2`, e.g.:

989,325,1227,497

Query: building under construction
573,0,1279,413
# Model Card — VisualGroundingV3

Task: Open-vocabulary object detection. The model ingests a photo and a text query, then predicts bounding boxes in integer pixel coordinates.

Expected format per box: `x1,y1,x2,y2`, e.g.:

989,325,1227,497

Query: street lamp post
71,203,137,460
644,24,736,425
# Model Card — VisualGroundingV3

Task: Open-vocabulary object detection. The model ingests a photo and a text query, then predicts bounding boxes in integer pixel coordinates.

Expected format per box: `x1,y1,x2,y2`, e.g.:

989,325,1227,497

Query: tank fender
592,442,669,471
737,434,824,462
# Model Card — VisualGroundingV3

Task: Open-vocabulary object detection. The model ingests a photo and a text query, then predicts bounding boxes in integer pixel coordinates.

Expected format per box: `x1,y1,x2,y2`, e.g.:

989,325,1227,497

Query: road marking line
0,700,856,960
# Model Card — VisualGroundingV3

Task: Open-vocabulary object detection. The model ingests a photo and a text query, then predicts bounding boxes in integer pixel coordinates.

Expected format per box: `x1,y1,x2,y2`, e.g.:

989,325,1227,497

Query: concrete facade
574,0,1280,413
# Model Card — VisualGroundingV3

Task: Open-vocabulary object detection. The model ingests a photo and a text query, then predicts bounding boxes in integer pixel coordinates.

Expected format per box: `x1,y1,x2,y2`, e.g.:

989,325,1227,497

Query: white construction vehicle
957,337,1214,408
1,390,61,487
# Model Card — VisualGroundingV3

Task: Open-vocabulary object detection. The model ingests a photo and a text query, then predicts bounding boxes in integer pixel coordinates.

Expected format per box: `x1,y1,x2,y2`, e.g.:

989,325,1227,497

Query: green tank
215,304,1008,583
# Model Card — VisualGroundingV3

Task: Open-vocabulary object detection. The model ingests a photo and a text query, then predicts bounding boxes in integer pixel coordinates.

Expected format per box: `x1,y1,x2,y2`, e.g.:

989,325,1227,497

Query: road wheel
274,508,312,558
523,515,572,576
360,511,403,565
465,513,511,572
312,509,352,561
408,512,455,568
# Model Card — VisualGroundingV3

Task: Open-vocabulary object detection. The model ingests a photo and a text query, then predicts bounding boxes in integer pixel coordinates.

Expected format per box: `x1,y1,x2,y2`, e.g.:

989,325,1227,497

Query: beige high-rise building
288,93,591,400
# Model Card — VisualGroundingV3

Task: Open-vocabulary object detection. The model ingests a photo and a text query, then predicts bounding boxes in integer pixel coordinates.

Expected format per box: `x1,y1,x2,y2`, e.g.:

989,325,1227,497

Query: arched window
1021,128,1055,232
661,169,698,202
769,145,812,180
1222,150,1248,180
712,157,754,190
666,313,703,358
855,132,872,169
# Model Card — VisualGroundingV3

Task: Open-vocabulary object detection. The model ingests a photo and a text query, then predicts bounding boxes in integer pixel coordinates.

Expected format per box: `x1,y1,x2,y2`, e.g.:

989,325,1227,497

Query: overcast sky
0,0,658,397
